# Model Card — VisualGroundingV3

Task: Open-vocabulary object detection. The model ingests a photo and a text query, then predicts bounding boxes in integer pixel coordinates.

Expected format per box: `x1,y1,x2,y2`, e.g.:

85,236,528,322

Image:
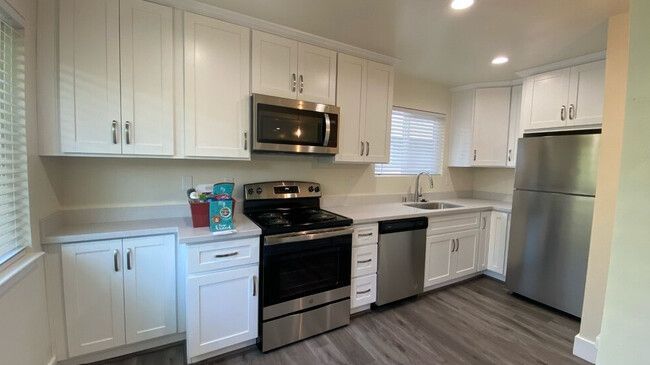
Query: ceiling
197,0,628,86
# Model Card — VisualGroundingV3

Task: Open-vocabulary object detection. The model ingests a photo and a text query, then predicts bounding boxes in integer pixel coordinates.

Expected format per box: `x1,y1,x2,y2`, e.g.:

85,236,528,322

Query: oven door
253,94,339,154
262,227,352,320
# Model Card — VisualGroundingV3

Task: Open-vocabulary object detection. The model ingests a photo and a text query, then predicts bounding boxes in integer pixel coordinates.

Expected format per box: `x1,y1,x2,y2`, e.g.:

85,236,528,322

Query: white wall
43,73,474,209
597,1,650,363
472,168,515,199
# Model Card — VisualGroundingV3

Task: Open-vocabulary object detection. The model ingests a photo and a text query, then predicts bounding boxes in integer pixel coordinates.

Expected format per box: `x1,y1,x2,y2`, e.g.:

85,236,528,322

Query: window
0,15,28,264
375,107,445,175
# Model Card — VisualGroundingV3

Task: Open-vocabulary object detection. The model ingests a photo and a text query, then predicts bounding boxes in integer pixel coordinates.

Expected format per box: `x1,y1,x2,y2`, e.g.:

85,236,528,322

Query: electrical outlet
181,176,193,192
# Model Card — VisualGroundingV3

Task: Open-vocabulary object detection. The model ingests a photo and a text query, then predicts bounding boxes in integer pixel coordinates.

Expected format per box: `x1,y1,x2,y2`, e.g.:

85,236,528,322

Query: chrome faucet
414,172,434,202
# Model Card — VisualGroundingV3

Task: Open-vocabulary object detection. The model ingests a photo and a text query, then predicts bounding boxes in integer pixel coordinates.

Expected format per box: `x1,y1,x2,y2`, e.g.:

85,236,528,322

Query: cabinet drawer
351,274,376,308
428,213,480,236
353,223,378,246
351,244,377,278
187,237,259,274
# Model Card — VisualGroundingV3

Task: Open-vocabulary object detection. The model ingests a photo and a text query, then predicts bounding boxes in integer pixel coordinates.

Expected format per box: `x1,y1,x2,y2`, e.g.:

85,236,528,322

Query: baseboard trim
573,334,597,364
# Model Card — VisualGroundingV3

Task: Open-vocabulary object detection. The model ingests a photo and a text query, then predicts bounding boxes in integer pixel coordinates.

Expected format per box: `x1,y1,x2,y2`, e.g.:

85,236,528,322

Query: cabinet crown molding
515,51,606,78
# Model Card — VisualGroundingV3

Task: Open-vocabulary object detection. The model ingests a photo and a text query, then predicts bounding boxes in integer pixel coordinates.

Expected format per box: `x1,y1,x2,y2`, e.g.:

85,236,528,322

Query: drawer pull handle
214,252,239,258
358,233,374,237
357,259,372,264
356,289,371,295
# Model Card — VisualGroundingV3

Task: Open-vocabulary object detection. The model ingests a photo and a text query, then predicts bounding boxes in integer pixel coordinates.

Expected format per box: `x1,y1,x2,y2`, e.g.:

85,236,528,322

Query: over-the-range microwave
252,94,340,155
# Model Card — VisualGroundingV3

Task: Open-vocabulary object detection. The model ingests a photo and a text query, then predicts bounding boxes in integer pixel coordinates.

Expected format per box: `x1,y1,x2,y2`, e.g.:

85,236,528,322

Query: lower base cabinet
351,274,377,308
186,266,258,358
61,235,176,357
350,224,378,311
487,212,510,276
424,229,480,287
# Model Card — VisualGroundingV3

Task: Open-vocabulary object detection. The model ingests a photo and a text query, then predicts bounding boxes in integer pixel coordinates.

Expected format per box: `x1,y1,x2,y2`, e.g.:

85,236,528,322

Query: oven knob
308,186,314,192
314,186,320,193
247,188,254,195
256,187,263,195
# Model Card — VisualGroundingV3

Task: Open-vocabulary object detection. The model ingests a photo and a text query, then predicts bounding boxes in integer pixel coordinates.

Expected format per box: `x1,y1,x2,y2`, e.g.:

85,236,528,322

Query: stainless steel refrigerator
506,132,600,317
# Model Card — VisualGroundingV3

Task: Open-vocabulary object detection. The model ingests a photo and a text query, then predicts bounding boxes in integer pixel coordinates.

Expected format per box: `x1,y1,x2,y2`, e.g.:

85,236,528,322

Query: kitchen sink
404,202,463,210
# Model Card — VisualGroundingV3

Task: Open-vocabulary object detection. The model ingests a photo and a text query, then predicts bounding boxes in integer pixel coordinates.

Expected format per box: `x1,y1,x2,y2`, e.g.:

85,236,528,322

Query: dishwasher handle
379,217,428,234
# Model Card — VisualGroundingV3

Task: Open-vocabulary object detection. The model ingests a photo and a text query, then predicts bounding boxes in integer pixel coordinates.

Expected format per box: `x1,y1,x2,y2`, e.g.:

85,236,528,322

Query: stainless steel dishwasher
375,217,428,306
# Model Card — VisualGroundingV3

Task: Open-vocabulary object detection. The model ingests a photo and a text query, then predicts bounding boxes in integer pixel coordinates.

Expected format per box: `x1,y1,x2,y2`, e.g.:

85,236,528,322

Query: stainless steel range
243,181,353,352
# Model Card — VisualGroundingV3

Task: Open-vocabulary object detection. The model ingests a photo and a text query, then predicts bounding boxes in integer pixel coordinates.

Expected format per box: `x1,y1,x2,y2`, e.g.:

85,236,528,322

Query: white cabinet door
526,68,571,130
251,31,298,99
452,229,480,278
119,0,174,156
424,233,454,287
448,89,476,167
351,244,377,278
487,212,510,275
59,0,122,154
184,13,250,159
62,240,125,357
297,43,337,104
472,87,511,167
362,61,393,163
186,266,258,358
506,85,522,168
335,53,365,162
351,274,377,308
477,212,492,271
123,235,176,344
568,60,606,127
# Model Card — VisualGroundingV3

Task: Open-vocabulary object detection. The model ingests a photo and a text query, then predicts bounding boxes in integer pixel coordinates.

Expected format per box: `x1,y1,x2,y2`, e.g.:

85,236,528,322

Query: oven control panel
244,181,322,200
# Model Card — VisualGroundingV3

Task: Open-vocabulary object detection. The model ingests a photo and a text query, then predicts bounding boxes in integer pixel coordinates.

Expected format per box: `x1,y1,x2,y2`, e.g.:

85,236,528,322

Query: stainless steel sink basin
404,202,463,210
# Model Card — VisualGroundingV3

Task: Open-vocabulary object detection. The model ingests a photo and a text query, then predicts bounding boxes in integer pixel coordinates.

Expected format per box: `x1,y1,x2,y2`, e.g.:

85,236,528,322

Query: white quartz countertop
41,213,262,245
326,198,512,225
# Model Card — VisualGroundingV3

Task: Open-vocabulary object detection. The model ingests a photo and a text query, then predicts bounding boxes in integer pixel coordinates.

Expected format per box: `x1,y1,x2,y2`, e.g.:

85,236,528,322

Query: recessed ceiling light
450,0,474,10
491,56,509,65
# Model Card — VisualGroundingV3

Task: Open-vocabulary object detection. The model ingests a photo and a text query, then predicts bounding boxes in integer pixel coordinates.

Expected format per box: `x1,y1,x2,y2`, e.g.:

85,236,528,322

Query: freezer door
515,133,600,195
506,190,594,317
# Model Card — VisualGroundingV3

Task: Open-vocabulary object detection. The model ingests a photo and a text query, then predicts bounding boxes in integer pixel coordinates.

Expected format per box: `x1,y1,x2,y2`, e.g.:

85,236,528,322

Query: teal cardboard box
209,199,235,232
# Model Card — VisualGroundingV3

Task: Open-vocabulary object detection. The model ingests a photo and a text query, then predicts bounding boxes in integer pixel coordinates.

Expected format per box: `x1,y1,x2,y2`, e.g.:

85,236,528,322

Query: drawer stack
350,223,379,312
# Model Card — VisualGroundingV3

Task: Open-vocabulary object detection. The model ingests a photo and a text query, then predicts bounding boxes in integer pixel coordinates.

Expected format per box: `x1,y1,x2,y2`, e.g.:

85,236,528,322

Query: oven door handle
323,113,331,147
264,227,354,246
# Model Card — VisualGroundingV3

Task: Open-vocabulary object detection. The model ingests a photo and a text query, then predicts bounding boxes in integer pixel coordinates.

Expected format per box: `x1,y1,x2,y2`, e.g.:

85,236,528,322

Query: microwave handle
323,113,332,147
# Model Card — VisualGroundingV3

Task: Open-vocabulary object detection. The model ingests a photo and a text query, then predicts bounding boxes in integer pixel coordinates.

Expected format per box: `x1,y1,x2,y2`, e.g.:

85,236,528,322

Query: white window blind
375,107,445,175
0,17,29,263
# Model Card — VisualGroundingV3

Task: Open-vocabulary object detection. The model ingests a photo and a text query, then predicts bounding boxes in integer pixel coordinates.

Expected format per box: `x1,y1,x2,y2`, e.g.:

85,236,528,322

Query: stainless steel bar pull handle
356,289,371,295
112,120,118,144
299,74,304,93
569,104,575,120
508,149,512,162
358,232,373,237
113,249,120,272
252,275,257,296
473,149,477,161
560,105,566,121
291,73,296,92
214,252,238,258
125,121,132,145
360,141,365,156
366,141,369,156
126,248,133,270
482,217,487,229
244,131,248,151
357,259,372,264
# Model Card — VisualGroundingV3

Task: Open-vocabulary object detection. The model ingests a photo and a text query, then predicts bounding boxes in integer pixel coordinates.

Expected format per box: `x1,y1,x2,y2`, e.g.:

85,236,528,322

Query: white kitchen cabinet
335,54,394,163
520,60,605,132
251,31,337,105
506,85,523,168
472,87,511,166
184,12,250,159
567,60,606,127
477,212,492,271
351,274,377,308
352,223,379,247
59,0,122,154
123,235,177,344
453,229,480,277
186,266,258,358
487,212,510,276
424,234,454,287
62,240,126,357
351,244,378,278
119,0,174,156
59,0,174,156
61,235,177,357
448,87,513,167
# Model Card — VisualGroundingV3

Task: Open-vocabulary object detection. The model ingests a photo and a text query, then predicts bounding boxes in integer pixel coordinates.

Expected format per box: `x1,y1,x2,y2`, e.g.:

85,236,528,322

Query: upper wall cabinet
448,86,519,168
184,13,251,159
520,60,605,132
335,54,393,163
252,31,337,105
59,0,174,156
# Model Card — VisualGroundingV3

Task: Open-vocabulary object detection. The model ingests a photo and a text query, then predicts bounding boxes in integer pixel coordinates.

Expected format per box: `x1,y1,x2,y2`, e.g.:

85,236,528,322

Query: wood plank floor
94,277,589,365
